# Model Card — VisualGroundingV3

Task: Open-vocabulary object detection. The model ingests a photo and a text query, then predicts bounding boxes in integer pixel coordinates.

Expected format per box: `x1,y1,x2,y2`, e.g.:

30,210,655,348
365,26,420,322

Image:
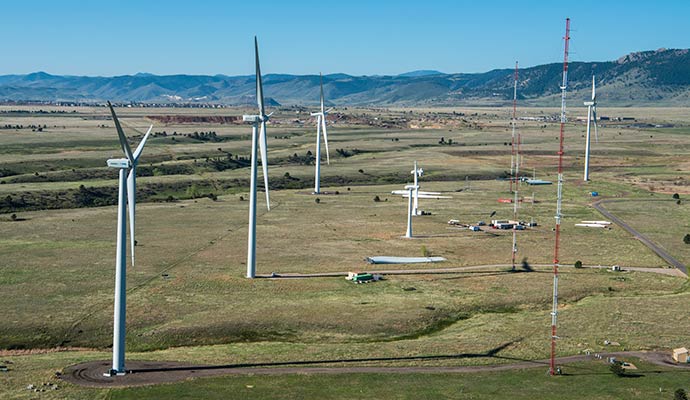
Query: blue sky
1,0,687,76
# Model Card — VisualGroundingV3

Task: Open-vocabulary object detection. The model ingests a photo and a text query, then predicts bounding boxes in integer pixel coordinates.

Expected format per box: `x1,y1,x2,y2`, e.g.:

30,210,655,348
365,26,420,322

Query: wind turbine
410,161,423,216
391,161,450,215
583,75,598,182
104,101,152,376
310,73,332,194
242,37,271,279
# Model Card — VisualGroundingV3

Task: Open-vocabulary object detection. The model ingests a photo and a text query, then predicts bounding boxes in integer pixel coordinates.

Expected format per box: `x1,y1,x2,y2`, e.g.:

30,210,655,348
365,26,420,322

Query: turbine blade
592,75,596,100
108,101,134,162
259,121,270,210
127,168,136,267
133,125,153,161
593,109,599,143
322,114,330,165
255,37,265,117
320,73,325,113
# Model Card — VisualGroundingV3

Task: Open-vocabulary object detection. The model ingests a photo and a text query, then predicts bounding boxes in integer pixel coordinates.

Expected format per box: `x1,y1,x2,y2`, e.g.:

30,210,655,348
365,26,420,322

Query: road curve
592,199,687,276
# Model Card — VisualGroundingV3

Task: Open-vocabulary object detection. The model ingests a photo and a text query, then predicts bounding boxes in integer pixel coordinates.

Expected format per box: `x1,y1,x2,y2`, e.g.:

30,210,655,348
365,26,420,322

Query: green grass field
1,105,689,398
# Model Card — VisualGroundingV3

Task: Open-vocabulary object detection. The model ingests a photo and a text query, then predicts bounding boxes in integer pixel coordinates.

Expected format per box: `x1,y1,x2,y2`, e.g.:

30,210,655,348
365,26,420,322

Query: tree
373,195,381,202
574,260,583,269
673,193,680,199
684,234,690,245
315,198,321,204
675,389,688,400
10,213,17,221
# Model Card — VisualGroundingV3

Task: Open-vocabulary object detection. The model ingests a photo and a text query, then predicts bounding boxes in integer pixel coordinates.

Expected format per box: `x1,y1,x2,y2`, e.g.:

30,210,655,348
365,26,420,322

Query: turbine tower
411,161,423,216
583,75,598,181
105,102,152,376
243,37,271,279
310,73,332,194
404,184,418,238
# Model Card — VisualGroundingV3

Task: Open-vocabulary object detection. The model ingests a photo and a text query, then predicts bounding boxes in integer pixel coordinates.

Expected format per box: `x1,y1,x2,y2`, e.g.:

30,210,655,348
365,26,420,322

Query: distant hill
397,70,446,77
2,48,690,106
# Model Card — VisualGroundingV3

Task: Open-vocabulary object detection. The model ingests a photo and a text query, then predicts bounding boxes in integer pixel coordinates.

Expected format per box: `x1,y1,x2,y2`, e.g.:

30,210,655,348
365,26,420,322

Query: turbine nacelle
107,158,131,169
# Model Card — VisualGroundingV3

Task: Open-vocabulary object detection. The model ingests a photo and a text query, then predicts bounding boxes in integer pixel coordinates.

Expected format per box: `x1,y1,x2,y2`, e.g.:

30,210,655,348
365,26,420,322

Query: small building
673,347,689,363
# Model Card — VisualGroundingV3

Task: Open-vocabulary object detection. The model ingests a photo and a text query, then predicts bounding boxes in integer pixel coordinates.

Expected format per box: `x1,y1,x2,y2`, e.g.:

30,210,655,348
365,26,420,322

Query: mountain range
1,48,690,106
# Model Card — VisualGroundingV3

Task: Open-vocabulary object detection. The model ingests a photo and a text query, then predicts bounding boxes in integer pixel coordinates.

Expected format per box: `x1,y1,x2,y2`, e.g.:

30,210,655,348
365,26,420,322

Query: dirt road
62,351,690,388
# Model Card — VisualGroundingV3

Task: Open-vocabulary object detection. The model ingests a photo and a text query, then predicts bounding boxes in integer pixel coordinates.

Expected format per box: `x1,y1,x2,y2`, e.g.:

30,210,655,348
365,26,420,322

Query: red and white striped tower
511,61,519,270
550,17,570,376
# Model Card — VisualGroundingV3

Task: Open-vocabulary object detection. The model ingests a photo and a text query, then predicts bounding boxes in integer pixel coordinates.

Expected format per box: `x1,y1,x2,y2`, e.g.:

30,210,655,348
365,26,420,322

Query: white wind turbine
310,73,332,194
391,161,449,216
583,75,598,181
242,37,272,279
104,101,152,376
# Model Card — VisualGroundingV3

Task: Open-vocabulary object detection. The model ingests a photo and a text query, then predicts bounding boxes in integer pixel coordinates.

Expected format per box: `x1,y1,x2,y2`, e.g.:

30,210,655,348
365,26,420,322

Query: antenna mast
511,61,519,270
550,17,570,376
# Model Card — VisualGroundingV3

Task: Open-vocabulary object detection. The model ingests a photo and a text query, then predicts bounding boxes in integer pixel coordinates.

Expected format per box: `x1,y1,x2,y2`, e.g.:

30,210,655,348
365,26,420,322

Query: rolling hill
1,48,689,106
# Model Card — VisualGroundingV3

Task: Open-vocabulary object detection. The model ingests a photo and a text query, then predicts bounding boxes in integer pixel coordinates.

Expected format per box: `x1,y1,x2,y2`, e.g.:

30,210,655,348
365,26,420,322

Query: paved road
592,198,687,276
62,351,690,388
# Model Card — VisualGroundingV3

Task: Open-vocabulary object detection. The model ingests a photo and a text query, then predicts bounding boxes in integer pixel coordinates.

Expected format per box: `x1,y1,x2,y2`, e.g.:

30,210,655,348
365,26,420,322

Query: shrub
315,198,321,204
10,213,17,221
683,234,690,244
421,246,431,257
574,260,583,269
610,362,625,377
675,389,688,400
673,193,680,199
373,195,381,202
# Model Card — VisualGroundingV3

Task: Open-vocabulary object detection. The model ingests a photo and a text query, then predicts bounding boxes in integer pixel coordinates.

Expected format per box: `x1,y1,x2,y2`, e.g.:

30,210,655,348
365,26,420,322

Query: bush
673,193,680,199
373,195,381,202
684,234,690,245
574,260,583,269
186,184,201,199
10,213,17,221
315,198,321,204
675,388,688,400
610,362,625,377
421,246,431,257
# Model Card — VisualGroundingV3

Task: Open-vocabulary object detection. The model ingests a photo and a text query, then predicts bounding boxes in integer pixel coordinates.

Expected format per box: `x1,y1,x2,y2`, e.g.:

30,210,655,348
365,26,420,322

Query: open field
1,105,689,398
